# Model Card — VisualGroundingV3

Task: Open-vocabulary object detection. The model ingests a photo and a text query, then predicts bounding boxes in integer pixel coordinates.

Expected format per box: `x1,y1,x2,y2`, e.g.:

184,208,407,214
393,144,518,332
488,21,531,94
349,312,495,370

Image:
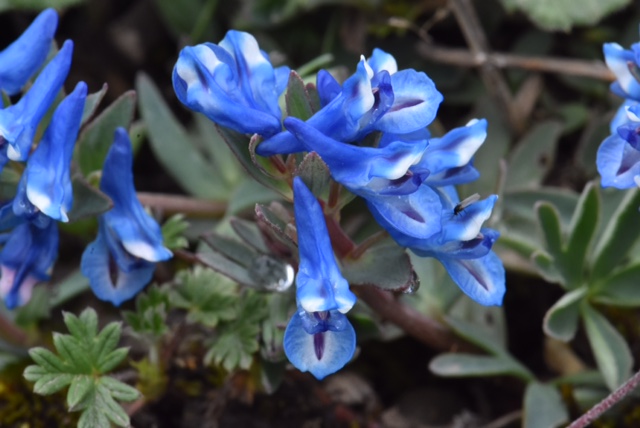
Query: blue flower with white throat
283,177,357,380
81,128,172,306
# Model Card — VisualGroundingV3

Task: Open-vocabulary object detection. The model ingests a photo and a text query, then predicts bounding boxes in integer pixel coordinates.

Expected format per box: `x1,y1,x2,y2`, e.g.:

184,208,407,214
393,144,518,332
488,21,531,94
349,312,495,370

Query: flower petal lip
100,128,172,263
604,43,640,101
172,31,288,137
367,48,398,75
597,133,640,189
283,311,356,380
293,177,356,314
24,82,87,222
0,8,58,96
0,40,73,161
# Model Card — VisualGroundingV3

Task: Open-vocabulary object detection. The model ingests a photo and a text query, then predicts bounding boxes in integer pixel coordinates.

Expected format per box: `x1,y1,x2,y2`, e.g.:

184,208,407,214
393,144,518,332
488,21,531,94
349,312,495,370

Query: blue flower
603,42,640,101
81,128,172,306
0,8,58,96
283,177,357,379
257,49,443,156
0,221,58,309
173,30,290,137
0,40,73,161
13,82,87,222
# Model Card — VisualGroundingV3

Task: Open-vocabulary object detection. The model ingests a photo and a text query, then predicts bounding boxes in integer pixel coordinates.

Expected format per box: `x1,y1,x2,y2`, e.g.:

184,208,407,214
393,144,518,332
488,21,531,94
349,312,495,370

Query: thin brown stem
416,43,615,81
353,285,478,353
0,311,30,348
567,369,640,428
137,193,227,217
349,230,389,259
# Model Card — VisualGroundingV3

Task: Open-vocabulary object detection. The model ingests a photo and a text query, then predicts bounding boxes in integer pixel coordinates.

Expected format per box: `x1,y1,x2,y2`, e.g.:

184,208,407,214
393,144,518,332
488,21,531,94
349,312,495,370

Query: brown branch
137,192,227,217
416,43,615,81
353,285,478,353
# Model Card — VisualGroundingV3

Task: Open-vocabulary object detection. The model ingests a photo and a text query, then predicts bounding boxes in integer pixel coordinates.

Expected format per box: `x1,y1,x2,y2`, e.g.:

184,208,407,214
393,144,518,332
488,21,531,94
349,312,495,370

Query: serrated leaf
77,403,110,428
523,382,569,428
544,287,587,341
97,348,129,374
161,214,189,250
67,375,94,409
136,72,223,199
100,376,140,402
28,347,66,373
205,322,261,371
429,354,532,380
499,0,631,31
590,188,640,281
506,120,563,190
75,90,136,176
582,303,632,391
53,333,92,374
341,238,417,292
33,373,74,395
592,263,640,306
286,71,315,120
96,383,130,427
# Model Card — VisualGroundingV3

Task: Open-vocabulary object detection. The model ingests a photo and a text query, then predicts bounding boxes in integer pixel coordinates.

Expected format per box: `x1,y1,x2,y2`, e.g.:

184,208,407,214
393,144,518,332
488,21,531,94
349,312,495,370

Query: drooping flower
603,42,640,101
257,49,443,156
81,128,172,306
0,40,73,161
0,8,58,96
13,81,87,222
0,221,58,309
173,30,290,137
283,177,357,379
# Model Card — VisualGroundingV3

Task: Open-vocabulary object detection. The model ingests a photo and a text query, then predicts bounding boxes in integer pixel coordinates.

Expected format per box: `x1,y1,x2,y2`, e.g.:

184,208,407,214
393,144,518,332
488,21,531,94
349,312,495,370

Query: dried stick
137,192,227,217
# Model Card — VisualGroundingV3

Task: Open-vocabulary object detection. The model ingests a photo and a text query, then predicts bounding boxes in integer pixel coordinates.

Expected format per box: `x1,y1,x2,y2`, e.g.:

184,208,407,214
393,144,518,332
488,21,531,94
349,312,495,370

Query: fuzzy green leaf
429,354,532,381
33,373,74,395
523,382,568,428
592,263,640,306
122,284,171,338
81,83,108,125
286,71,315,120
67,375,94,410
161,214,190,250
543,287,586,342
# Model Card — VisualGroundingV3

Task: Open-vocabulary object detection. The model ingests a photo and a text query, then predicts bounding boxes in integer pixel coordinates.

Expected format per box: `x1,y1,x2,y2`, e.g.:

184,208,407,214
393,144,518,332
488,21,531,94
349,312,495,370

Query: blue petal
285,117,427,190
316,70,341,107
283,311,356,380
440,194,497,242
100,128,172,262
293,177,356,313
0,40,73,161
173,31,285,137
367,48,397,75
415,119,487,175
604,43,640,101
411,227,500,259
374,69,443,134
366,183,443,240
23,82,87,221
81,221,156,307
438,251,505,306
597,133,640,189
0,8,58,96
0,221,58,309
424,164,480,187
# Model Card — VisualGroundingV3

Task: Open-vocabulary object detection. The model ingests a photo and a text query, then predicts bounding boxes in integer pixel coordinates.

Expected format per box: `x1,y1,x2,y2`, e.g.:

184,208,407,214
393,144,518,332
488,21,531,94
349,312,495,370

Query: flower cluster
174,31,505,378
598,40,640,188
0,10,171,309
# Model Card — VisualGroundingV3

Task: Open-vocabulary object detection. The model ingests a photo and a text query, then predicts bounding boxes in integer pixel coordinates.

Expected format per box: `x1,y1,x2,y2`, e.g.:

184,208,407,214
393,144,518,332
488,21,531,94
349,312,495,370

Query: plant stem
0,310,30,348
137,192,226,217
349,230,388,259
567,369,640,428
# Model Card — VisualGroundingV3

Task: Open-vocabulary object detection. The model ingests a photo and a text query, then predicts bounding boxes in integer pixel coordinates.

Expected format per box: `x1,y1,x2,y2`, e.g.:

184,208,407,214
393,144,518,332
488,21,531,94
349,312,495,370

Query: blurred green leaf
153,0,211,39
558,103,590,135
294,152,331,200
503,187,578,224
286,71,315,120
499,0,631,31
49,270,90,308
75,91,136,176
536,202,563,260
67,175,113,222
506,121,563,190
193,112,241,187
591,263,640,306
531,250,564,284
523,382,568,428
543,287,586,341
81,83,108,126
161,214,189,251
429,353,532,380
137,73,228,199
15,287,50,326
122,285,171,339
582,302,632,391
0,0,86,12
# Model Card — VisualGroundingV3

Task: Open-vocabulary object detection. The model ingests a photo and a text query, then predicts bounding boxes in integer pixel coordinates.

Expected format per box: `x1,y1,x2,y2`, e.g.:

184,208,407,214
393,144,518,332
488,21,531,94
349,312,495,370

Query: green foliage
523,382,569,428
499,0,631,31
0,0,86,12
122,285,171,340
23,308,140,428
161,214,190,251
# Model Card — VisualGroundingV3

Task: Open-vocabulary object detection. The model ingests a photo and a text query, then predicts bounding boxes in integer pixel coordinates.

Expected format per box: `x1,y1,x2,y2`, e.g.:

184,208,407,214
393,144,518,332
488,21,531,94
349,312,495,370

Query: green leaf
531,250,564,285
564,182,600,286
590,188,640,281
498,0,631,31
122,284,171,339
341,238,418,292
75,90,136,176
444,316,508,357
33,373,74,395
67,375,94,410
230,218,269,253
15,287,50,326
49,270,91,308
523,382,569,428
543,287,587,341
503,187,578,224
96,383,130,427
294,152,331,199
161,214,189,250
101,376,141,402
28,347,66,373
429,354,532,380
592,263,640,306
286,71,315,120
77,404,110,428
582,303,633,391
81,83,108,125
67,175,113,222
193,112,242,188
136,72,224,199
536,202,564,259
0,0,86,12
506,120,563,190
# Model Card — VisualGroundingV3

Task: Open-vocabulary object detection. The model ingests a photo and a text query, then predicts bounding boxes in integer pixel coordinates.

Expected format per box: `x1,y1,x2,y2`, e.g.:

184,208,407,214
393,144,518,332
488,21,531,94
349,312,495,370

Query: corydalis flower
257,48,443,156
81,128,172,306
173,30,289,137
0,8,58,96
603,42,640,101
0,40,73,161
283,177,357,380
0,221,58,309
